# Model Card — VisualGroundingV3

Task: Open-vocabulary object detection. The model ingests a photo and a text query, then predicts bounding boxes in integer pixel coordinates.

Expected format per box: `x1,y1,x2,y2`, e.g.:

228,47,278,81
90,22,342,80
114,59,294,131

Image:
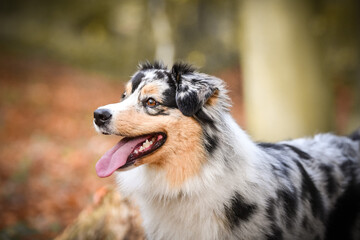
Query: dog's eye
121,92,126,99
146,98,157,107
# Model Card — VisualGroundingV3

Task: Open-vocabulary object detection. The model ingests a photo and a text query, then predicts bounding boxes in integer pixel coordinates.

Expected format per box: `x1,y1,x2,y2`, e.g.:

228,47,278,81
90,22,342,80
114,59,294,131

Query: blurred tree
318,0,360,134
239,0,333,141
148,0,174,66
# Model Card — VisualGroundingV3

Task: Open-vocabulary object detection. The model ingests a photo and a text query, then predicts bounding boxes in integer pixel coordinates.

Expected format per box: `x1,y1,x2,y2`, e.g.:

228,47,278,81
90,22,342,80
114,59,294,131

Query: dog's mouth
95,132,167,178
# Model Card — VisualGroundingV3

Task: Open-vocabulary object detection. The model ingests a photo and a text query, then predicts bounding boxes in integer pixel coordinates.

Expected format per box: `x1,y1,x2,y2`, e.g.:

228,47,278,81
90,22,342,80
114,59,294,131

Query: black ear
171,63,216,116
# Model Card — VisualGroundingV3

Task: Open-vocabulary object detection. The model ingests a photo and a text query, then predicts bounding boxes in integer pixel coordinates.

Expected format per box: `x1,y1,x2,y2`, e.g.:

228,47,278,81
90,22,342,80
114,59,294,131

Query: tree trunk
148,0,174,66
239,0,333,141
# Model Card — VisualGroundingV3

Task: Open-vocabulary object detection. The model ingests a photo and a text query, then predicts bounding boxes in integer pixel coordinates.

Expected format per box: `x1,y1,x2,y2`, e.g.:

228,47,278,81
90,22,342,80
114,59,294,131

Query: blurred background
0,0,359,239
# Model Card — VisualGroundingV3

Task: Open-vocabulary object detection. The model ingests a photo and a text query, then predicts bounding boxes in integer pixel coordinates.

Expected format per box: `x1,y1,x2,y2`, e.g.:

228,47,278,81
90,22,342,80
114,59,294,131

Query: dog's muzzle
94,108,112,127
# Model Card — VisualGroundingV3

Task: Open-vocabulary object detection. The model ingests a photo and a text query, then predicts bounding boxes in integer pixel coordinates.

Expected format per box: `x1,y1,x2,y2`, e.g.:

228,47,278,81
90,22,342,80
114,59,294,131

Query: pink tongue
95,136,149,178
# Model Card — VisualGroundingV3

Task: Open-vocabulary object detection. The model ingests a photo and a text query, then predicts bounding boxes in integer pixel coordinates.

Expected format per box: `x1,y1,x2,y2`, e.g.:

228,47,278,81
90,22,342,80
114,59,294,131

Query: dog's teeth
134,150,138,154
143,139,153,149
140,138,155,151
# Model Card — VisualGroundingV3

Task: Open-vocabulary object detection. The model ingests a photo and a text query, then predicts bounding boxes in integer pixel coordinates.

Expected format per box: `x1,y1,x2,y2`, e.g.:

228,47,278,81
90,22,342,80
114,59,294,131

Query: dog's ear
171,63,216,116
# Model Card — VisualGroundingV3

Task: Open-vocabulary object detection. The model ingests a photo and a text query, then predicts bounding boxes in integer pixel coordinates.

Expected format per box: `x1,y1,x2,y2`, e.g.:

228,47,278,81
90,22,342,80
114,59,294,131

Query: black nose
94,108,112,126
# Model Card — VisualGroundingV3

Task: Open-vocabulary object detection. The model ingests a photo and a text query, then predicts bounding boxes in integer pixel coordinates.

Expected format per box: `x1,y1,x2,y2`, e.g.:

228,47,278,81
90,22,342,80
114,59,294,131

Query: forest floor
0,54,244,239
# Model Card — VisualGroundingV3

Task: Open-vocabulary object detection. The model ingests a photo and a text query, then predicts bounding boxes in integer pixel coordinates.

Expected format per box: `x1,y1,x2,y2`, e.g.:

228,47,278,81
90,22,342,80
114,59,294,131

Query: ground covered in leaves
0,54,243,240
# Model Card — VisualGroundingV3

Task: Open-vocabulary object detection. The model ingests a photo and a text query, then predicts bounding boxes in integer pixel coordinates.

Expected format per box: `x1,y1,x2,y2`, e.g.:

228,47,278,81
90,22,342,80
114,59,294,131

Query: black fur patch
171,62,196,78
160,73,177,108
302,216,309,230
340,160,354,176
326,185,360,240
277,188,298,227
265,197,282,239
319,164,337,196
196,109,219,155
131,72,145,93
325,163,360,240
313,235,321,240
266,198,276,218
271,162,290,177
170,63,196,86
296,161,325,221
162,87,177,108
283,144,312,160
203,132,218,154
139,61,167,70
279,159,293,177
195,109,216,129
176,90,199,116
266,222,283,240
258,143,284,150
155,70,165,79
224,192,258,229
348,128,360,141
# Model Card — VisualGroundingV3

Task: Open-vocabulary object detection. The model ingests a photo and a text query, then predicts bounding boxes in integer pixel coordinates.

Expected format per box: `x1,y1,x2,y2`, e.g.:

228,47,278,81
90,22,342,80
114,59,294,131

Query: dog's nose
94,108,112,126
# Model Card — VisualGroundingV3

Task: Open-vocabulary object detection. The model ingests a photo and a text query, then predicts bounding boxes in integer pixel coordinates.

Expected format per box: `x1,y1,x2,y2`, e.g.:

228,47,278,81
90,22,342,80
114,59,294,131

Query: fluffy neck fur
116,113,274,240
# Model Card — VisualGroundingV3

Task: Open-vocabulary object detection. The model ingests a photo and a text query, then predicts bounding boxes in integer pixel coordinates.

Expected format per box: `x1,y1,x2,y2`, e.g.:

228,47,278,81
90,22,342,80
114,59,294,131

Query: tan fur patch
206,89,219,107
125,83,132,95
141,84,159,96
114,108,205,187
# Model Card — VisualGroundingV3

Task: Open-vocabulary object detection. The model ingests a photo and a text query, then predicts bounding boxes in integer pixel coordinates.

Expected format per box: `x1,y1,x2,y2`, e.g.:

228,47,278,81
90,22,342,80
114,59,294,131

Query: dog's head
94,62,229,186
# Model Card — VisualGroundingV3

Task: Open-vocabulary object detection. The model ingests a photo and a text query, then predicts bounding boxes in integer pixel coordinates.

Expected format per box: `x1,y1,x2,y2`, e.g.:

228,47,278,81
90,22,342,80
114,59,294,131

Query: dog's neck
116,112,271,239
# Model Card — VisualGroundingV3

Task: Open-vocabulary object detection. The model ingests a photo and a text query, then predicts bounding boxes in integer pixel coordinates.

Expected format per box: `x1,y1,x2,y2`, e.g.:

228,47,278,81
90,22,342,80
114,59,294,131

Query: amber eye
146,98,157,107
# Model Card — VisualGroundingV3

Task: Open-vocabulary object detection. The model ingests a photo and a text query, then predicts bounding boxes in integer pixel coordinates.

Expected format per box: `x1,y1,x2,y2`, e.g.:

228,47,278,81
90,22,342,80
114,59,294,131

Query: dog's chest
138,196,228,240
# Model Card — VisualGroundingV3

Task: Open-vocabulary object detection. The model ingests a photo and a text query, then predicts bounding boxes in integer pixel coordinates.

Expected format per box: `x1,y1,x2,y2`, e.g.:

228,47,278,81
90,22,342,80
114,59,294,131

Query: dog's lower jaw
115,164,137,172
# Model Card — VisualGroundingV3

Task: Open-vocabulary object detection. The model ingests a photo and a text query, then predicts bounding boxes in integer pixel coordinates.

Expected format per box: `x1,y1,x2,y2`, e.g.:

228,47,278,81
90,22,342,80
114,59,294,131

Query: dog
93,61,360,240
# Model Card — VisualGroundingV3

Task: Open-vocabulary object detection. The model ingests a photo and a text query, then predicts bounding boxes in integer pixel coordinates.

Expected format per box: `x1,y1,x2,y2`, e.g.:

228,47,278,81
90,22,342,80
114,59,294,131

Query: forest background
0,0,359,239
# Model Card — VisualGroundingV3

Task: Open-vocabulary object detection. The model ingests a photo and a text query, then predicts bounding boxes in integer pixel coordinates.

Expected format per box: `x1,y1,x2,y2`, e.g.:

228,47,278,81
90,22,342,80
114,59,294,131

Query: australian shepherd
93,62,360,240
